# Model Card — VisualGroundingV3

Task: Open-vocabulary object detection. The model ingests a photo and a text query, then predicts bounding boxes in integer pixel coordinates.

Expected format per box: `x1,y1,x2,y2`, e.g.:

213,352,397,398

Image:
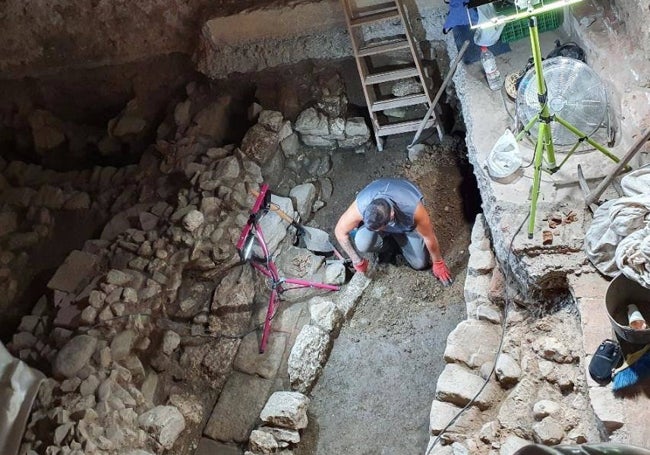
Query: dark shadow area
456,142,483,223
0,208,107,343
0,53,201,170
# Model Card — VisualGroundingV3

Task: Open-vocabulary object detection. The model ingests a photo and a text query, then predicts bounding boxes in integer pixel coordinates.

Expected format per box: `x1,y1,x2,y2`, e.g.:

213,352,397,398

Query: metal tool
408,39,470,149
577,127,650,211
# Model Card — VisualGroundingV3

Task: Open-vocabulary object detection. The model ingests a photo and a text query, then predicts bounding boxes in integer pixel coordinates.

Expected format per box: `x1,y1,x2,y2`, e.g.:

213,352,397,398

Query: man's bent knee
354,228,381,253
407,257,430,271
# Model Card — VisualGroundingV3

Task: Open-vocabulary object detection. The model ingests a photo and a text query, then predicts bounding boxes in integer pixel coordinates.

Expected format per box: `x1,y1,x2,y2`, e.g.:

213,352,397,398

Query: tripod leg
528,122,550,239
554,114,621,164
516,114,540,142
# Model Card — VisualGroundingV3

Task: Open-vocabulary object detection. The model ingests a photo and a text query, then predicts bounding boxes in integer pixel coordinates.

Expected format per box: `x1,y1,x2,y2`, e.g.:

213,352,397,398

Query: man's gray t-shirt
355,178,424,233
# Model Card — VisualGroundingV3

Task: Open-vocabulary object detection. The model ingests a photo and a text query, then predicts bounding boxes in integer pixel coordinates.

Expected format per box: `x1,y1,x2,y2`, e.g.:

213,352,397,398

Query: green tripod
514,15,620,238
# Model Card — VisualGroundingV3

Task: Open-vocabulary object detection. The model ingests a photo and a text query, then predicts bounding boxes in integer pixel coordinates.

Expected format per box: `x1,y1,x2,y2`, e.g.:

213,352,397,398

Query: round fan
516,56,608,146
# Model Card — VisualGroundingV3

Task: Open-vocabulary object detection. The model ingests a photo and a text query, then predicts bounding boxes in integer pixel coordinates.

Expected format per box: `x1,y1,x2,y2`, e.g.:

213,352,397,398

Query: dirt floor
296,131,478,454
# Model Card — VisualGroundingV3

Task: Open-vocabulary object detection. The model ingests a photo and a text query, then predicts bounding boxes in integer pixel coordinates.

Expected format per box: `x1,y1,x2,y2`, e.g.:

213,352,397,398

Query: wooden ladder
340,0,443,151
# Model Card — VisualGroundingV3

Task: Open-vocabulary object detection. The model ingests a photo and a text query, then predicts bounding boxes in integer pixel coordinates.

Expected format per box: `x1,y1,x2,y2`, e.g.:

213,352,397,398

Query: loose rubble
5,75,371,454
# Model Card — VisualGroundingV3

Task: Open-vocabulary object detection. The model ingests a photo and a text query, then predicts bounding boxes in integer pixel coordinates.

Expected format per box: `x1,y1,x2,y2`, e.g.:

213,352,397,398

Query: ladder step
350,9,400,27
364,67,418,85
371,94,428,112
376,118,436,137
357,39,410,57
354,1,398,16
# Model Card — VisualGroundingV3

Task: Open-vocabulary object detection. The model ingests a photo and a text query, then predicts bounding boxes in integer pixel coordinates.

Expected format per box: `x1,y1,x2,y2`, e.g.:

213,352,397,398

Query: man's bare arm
334,201,364,264
413,202,443,262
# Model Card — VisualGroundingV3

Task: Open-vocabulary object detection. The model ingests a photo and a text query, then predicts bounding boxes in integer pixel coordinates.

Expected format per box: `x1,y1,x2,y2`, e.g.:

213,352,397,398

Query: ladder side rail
339,0,383,146
394,0,435,105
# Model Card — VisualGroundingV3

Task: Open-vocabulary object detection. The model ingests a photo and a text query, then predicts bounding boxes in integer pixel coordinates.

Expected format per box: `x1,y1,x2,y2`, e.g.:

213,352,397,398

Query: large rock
309,297,342,333
188,96,231,143
288,325,330,393
47,250,99,293
435,363,499,410
240,123,280,164
109,98,148,138
204,371,273,442
429,400,481,437
289,183,316,221
294,108,329,136
138,405,186,449
252,193,292,255
273,246,326,302
211,265,255,336
53,335,98,378
443,319,500,369
259,391,310,429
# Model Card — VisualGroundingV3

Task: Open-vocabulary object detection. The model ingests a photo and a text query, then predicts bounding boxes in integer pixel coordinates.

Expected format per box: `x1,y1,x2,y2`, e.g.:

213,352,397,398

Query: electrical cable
425,212,529,454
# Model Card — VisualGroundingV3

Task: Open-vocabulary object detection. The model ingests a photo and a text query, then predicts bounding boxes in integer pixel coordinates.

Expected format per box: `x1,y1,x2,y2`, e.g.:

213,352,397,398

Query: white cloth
584,169,650,284
584,200,622,276
621,164,650,196
607,195,650,237
616,226,650,288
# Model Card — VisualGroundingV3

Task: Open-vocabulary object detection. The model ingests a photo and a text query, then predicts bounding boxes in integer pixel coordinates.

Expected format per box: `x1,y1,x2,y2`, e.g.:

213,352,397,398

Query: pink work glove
353,258,369,274
432,260,453,286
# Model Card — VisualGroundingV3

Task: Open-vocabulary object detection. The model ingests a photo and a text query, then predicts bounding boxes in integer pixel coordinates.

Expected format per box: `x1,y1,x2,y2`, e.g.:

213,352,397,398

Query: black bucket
605,274,650,345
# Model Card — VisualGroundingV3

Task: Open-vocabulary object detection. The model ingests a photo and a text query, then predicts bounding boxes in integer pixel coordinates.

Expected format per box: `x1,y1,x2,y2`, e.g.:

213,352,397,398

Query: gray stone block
204,371,273,443
47,250,99,293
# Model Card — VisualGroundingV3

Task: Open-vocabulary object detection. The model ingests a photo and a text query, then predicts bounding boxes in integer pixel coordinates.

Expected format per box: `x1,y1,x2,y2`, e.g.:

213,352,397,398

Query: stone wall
568,1,650,158
0,0,449,79
0,0,285,77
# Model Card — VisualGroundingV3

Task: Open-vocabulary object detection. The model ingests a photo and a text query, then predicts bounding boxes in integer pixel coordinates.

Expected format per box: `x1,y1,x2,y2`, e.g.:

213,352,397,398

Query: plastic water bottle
480,46,503,91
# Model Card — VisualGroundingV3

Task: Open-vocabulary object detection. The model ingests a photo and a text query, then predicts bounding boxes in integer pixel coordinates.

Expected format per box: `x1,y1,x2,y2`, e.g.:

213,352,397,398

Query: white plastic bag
486,129,522,180
473,4,505,47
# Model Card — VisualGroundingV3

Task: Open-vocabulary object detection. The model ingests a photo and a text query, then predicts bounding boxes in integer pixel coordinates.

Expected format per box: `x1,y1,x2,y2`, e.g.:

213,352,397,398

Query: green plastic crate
500,9,564,43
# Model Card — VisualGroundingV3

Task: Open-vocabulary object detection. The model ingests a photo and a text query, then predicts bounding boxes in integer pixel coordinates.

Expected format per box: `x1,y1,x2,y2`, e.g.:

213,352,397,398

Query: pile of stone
7,77,370,454
246,392,310,454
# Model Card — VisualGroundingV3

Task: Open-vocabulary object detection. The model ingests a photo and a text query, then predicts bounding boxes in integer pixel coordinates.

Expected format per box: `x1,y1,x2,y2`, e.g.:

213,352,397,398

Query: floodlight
468,0,583,30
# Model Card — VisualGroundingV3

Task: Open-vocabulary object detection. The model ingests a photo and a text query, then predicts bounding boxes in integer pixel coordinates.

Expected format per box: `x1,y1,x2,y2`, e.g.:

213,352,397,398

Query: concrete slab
449,25,636,289
46,250,99,293
203,371,273,443
194,437,243,455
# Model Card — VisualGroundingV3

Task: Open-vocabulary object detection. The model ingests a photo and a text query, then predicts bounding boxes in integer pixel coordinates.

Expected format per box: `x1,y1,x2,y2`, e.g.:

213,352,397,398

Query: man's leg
353,226,384,253
393,231,430,270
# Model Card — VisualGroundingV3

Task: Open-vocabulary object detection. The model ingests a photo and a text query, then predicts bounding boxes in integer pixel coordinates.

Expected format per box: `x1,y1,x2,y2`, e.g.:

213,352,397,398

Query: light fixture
467,0,583,30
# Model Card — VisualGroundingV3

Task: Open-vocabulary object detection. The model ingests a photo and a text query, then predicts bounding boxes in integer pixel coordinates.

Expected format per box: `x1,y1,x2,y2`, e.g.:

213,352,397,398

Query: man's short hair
363,198,391,231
